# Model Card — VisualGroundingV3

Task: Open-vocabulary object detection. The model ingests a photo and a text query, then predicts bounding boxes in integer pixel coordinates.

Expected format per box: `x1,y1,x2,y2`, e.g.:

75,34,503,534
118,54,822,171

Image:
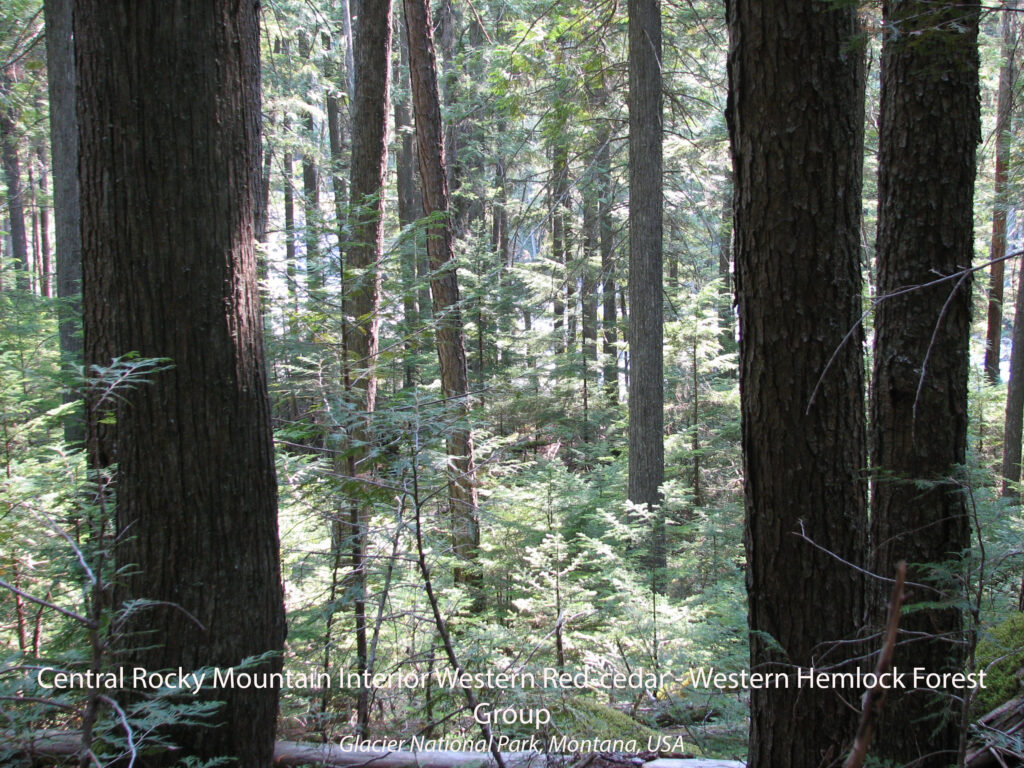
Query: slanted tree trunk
404,0,482,608
76,1,286,763
628,0,665,587
727,0,868,765
985,1,1017,384
869,3,979,766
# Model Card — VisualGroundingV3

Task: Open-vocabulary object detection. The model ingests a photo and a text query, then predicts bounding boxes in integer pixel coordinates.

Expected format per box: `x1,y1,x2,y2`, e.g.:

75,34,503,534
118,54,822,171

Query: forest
1,0,1023,767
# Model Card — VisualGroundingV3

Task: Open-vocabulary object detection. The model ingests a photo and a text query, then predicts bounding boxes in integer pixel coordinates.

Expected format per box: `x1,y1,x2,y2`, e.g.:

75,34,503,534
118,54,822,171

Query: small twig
99,695,137,768
843,561,907,768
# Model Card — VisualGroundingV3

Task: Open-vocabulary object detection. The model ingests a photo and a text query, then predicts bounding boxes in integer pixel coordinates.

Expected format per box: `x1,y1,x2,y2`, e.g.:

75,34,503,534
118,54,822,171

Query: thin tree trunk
628,0,665,586
985,2,1017,384
0,69,29,291
396,13,424,389
404,0,482,609
551,143,569,355
35,145,51,298
598,120,617,401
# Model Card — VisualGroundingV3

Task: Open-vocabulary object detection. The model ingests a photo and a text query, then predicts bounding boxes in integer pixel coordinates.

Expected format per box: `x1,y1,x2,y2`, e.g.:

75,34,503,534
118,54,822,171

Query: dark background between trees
2,1,1024,767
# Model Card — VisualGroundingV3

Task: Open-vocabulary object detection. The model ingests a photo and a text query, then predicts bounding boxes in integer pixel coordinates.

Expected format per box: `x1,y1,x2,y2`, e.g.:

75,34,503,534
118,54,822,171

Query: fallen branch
843,560,907,768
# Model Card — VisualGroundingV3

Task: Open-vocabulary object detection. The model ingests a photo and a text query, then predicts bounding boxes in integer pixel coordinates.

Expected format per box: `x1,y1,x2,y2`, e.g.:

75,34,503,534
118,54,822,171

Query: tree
869,2,979,765
0,66,29,291
727,1,867,765
76,1,286,763
339,0,392,735
403,0,482,603
985,1,1017,385
627,0,666,588
44,0,83,445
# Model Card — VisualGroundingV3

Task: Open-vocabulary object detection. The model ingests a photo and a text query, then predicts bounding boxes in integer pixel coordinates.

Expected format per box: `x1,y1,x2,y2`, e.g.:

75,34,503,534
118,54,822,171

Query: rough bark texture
1004,263,1024,499
396,12,425,389
869,2,979,765
44,0,84,445
628,0,665,584
76,2,286,764
403,0,481,604
727,1,867,765
341,0,392,734
985,2,1016,385
0,69,29,291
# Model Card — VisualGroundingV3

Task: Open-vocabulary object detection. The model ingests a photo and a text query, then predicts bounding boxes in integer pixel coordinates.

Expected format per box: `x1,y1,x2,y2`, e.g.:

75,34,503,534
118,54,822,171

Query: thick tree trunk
44,0,81,416
869,3,979,766
76,2,286,764
0,70,29,292
404,0,482,607
339,0,392,735
628,0,665,586
985,2,1017,384
727,1,867,765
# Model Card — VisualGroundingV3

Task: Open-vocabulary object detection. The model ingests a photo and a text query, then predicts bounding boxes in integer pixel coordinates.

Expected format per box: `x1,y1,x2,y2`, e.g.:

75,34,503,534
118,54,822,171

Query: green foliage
975,612,1024,715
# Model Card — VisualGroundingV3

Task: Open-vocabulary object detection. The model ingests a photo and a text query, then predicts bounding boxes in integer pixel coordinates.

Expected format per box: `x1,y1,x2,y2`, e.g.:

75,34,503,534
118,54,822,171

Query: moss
974,613,1024,715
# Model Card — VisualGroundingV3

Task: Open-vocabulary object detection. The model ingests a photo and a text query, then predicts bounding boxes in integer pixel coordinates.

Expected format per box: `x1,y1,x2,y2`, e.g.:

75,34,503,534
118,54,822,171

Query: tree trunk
339,0,393,735
628,0,665,587
0,69,29,292
869,3,979,766
76,2,286,764
985,1,1017,384
403,0,482,607
396,13,425,389
35,144,52,298
551,142,569,355
1002,263,1024,499
727,1,868,765
598,120,617,401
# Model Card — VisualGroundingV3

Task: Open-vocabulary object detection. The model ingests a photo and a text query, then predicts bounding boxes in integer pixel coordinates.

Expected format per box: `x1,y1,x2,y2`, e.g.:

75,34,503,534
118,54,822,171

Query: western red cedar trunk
985,2,1017,384
339,0,392,735
76,1,286,764
628,0,666,586
869,2,979,765
727,1,867,765
0,69,29,292
403,0,482,605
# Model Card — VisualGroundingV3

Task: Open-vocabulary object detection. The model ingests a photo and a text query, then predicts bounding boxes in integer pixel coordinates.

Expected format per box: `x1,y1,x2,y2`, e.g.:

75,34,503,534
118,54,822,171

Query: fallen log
4,730,746,768
273,742,542,767
966,692,1024,768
